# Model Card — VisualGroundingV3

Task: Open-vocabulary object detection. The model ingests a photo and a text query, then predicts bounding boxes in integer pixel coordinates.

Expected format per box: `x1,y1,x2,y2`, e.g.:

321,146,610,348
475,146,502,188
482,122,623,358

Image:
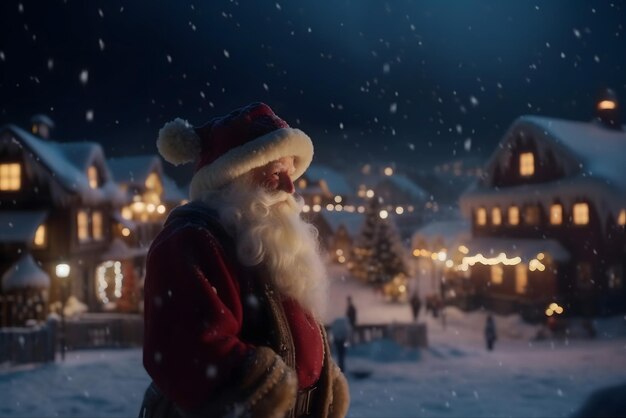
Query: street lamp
55,263,71,361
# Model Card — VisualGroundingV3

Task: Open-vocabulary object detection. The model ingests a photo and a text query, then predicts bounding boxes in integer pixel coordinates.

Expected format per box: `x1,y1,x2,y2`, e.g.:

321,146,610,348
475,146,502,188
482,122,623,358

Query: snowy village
1,1,625,418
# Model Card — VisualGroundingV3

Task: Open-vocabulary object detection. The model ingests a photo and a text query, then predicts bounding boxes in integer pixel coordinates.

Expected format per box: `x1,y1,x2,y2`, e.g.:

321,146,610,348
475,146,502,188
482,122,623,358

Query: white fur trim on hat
156,118,202,166
189,127,313,199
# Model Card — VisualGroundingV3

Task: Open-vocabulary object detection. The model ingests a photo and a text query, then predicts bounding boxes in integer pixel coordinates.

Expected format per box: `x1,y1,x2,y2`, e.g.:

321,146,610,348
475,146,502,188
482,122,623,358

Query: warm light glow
475,208,487,226
491,265,503,284
302,205,310,213
515,264,527,294
334,195,343,203
335,204,343,211
77,210,89,242
395,206,404,215
492,207,502,225
598,100,616,110
384,167,394,176
34,225,46,247
365,189,375,198
146,203,156,213
524,206,540,225
132,202,146,213
546,302,564,316
88,166,99,189
56,263,71,279
379,210,389,219
338,255,346,263
121,206,132,220
413,249,420,257
326,203,334,211
573,203,589,225
357,206,365,213
312,204,321,212
157,204,166,214
298,179,307,189
0,163,21,191
460,252,522,270
92,211,103,240
550,204,563,225
537,252,545,261
336,249,344,256
121,227,131,237
529,259,546,272
437,251,447,262
519,152,535,176
445,260,454,268
145,172,163,193
508,206,520,225
618,209,626,226
458,245,469,254
97,260,124,304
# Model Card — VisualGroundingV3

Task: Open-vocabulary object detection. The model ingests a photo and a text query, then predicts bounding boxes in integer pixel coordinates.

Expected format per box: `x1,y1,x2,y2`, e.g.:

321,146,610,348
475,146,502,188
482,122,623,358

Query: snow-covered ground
0,265,625,417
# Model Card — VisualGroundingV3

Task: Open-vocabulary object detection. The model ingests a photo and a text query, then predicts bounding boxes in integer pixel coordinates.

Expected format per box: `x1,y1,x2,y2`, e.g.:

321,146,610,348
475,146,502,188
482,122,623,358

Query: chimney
595,88,621,130
30,114,55,139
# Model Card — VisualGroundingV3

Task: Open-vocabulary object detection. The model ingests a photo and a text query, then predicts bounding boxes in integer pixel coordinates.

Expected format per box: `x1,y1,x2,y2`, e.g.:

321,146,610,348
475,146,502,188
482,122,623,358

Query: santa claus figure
140,103,350,418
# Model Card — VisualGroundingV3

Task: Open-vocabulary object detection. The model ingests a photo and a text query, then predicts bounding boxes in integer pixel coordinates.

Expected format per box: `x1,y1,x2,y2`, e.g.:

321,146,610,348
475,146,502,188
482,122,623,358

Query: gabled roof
1,254,50,291
107,155,161,185
0,124,124,205
303,165,352,196
0,211,48,243
412,220,470,249
376,174,429,201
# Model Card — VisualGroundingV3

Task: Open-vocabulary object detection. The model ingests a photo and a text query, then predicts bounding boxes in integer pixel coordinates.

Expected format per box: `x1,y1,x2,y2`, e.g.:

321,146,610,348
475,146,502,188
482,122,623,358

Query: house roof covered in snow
412,220,470,249
107,155,161,185
0,124,124,205
1,254,50,291
462,116,626,221
376,174,429,202
464,237,570,263
303,165,352,196
0,211,48,244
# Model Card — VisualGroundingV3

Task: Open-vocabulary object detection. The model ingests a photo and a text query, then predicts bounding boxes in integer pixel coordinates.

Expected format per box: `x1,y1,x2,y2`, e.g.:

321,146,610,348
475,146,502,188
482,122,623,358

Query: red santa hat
156,102,314,199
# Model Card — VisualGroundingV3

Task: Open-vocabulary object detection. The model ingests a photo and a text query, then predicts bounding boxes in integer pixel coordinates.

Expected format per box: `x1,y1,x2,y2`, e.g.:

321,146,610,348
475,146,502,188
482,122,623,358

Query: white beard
199,176,328,320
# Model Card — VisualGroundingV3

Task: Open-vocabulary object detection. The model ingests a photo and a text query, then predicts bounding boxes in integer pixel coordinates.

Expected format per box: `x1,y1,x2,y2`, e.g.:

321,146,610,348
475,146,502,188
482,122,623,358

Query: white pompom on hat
156,102,314,200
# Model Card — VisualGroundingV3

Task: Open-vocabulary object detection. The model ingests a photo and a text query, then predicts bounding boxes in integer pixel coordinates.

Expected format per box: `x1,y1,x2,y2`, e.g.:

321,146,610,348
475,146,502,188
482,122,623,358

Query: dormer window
550,204,563,225
491,207,502,225
508,206,520,225
88,166,99,189
573,203,589,225
0,163,21,191
519,152,535,176
475,207,487,226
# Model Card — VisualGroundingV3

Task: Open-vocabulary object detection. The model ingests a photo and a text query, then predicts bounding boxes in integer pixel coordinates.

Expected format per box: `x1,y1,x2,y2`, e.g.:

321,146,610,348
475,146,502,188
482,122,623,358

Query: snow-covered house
296,164,353,209
459,96,626,320
0,120,126,324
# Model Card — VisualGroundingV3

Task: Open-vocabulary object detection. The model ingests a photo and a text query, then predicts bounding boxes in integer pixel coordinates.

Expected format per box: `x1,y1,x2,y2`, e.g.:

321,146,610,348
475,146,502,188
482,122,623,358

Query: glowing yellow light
598,100,616,110
437,252,447,262
545,308,554,316
146,203,156,213
334,195,343,203
157,204,166,214
121,228,131,237
420,249,430,257
365,189,375,198
549,303,558,310
458,245,469,254
384,167,393,176
445,260,454,268
431,253,438,261
618,209,626,226
338,255,346,263
313,204,321,212
326,204,334,211
336,249,344,256
34,224,46,247
379,210,389,219
132,202,145,212
537,252,545,260
550,204,563,225
460,252,522,270
508,206,520,225
302,205,310,213
492,207,502,225
413,249,420,257
476,208,487,226
398,285,406,292
555,306,564,314
335,204,343,211
573,203,589,225
88,166,99,189
519,152,535,176
395,206,404,215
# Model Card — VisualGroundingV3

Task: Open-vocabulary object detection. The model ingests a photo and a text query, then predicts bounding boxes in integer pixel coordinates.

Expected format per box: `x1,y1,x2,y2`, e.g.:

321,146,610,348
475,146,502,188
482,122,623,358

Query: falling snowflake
469,96,479,107
79,69,89,85
223,49,230,58
47,58,54,70
275,3,282,10
98,38,105,51
389,103,397,114
98,8,104,18
86,109,94,122
166,54,172,63
262,83,269,91
594,55,600,63
339,122,344,130
464,138,472,151
560,52,566,58
383,63,391,74
0,51,5,61
456,124,462,134
18,3,24,13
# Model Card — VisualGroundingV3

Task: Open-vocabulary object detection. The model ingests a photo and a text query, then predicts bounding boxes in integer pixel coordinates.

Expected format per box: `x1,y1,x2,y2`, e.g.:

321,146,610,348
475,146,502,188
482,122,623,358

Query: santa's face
250,156,296,194
203,158,328,319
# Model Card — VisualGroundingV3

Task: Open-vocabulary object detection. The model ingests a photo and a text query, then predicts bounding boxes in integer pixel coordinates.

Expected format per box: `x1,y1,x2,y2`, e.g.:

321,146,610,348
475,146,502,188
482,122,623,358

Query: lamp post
55,263,71,361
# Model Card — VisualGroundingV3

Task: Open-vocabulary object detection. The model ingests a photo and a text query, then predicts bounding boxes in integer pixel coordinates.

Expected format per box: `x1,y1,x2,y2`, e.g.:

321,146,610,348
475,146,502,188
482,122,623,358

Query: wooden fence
0,319,56,365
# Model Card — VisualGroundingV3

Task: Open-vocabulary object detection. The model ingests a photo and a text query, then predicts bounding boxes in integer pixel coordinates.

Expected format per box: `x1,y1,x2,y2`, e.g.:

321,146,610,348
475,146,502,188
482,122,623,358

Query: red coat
143,205,324,411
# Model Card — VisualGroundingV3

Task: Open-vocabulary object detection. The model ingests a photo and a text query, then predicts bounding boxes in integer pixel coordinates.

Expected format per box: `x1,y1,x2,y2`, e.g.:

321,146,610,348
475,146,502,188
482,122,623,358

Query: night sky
1,0,624,184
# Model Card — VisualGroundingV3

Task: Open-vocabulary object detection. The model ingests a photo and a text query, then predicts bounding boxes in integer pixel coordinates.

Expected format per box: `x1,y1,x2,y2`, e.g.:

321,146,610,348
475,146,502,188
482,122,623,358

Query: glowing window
515,264,528,294
33,225,46,247
88,166,99,189
508,206,520,225
92,211,103,240
298,178,307,189
519,152,535,176
524,206,540,225
475,208,487,226
573,203,589,225
550,204,563,225
0,163,21,191
491,265,503,285
491,208,502,226
77,210,90,242
617,209,626,226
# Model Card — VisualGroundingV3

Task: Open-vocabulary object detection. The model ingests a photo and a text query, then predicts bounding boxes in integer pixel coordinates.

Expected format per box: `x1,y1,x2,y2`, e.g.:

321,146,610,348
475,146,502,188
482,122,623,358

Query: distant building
0,118,186,325
458,93,626,320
